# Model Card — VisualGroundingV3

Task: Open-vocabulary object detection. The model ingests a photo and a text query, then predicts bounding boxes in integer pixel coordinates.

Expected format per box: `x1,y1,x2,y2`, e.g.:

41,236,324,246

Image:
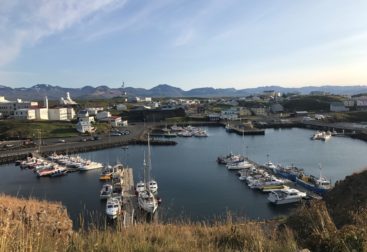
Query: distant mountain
1,84,367,100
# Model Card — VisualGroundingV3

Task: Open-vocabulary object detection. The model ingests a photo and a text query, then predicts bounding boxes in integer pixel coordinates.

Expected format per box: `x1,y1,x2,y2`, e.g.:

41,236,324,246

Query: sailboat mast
147,133,152,184
143,152,147,186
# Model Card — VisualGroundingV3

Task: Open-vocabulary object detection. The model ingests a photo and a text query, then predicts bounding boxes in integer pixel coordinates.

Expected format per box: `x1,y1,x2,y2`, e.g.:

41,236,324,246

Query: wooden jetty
122,167,136,227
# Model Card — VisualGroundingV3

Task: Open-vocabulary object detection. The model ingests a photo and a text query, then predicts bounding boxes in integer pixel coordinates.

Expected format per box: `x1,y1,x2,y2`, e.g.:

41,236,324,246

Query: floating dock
241,157,323,200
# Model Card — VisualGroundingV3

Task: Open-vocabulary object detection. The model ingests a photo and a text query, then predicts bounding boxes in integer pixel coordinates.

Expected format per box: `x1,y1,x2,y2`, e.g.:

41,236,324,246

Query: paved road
0,123,147,159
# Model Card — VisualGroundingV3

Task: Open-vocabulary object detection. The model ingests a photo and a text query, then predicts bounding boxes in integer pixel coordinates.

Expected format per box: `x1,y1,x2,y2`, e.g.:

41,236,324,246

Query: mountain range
1,84,367,100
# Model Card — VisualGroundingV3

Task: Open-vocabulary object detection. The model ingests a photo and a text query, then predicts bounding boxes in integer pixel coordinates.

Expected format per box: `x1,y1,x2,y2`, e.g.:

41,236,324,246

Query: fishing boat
268,188,307,205
272,164,303,182
295,165,332,195
100,183,113,200
99,165,113,181
217,152,244,165
226,161,253,170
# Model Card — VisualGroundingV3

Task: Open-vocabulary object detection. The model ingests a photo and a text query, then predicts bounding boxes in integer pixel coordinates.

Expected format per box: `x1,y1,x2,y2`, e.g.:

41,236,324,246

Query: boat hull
295,178,329,195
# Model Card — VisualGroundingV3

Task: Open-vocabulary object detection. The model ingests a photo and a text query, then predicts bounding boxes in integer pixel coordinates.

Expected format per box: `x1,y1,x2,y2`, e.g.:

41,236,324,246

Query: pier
122,167,136,227
239,157,323,200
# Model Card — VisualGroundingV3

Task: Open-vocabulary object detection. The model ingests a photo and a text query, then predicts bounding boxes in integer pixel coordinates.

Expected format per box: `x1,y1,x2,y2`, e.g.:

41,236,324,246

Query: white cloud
0,0,124,66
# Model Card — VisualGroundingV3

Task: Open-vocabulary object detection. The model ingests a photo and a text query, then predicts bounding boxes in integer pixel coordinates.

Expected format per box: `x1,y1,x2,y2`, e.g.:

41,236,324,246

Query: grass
282,95,344,112
328,111,367,123
0,120,78,139
0,194,298,252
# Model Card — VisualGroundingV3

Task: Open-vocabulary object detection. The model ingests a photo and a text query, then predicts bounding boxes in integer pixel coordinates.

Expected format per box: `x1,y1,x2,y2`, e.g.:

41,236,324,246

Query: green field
0,120,78,139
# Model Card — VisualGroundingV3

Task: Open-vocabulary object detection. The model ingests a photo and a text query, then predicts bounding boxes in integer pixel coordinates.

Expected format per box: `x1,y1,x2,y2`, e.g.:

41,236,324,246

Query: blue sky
1,0,367,89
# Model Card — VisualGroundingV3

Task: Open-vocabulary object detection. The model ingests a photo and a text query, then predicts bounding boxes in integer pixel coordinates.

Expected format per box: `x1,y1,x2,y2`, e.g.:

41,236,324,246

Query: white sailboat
137,133,158,213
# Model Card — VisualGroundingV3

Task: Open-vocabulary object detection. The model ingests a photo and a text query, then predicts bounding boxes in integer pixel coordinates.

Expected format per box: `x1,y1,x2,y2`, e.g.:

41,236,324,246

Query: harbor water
1,127,367,226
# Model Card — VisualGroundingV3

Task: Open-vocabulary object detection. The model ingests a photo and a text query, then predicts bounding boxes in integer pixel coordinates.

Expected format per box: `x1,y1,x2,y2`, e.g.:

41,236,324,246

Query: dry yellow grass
0,194,72,252
4,193,367,252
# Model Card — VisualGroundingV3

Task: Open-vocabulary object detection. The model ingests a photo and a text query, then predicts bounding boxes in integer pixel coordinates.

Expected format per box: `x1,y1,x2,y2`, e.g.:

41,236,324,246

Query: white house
48,108,68,121
76,121,95,133
35,108,49,120
96,111,111,120
220,108,238,120
110,116,122,127
86,107,103,116
14,109,36,120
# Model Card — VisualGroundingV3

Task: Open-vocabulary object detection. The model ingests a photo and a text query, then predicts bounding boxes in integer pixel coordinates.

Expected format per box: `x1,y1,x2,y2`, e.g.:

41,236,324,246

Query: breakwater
0,138,176,165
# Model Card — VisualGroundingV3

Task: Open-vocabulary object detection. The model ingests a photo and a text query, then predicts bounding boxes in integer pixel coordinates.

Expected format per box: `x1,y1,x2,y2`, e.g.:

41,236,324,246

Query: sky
0,0,367,90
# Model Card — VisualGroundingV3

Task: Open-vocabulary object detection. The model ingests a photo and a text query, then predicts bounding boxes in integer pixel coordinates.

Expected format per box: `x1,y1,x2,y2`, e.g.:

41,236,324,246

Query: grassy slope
282,95,344,112
0,120,78,139
0,120,112,140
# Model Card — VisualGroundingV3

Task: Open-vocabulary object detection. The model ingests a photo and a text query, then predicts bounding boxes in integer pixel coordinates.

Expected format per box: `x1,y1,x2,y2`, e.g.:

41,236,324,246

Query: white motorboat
105,197,121,219
311,131,332,141
248,176,285,189
227,161,253,170
267,188,307,205
100,183,113,200
79,161,103,171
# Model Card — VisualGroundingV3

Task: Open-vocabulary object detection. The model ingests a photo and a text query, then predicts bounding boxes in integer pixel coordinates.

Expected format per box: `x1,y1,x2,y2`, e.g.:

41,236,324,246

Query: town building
96,111,111,120
270,104,284,113
76,121,95,133
14,109,36,120
220,108,239,120
48,108,68,121
35,108,49,120
208,113,221,121
60,92,77,105
0,96,38,117
67,107,76,120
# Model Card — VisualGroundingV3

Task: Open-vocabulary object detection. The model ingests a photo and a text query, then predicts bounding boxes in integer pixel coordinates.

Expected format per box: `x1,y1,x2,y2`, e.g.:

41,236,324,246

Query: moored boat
267,188,307,205
100,183,113,200
105,197,121,219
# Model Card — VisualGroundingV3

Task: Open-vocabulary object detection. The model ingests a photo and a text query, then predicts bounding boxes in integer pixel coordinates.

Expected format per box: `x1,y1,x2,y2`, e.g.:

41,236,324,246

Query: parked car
58,139,66,143
120,130,130,135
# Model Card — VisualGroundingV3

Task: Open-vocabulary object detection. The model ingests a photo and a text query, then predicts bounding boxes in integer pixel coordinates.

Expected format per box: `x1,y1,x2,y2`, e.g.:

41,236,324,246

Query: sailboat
137,133,158,213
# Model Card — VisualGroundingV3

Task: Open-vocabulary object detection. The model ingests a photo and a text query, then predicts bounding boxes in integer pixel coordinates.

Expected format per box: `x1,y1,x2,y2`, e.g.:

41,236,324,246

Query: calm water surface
1,127,367,226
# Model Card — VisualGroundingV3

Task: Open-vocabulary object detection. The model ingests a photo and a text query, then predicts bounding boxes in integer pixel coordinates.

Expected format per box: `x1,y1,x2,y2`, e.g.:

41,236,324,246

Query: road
0,123,147,159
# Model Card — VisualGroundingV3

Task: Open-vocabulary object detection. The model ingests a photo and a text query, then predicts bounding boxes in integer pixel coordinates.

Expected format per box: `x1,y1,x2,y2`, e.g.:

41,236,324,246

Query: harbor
1,126,367,226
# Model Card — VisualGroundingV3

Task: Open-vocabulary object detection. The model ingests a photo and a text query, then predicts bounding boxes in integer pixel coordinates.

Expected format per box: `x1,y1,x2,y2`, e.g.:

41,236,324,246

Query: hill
1,84,367,100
